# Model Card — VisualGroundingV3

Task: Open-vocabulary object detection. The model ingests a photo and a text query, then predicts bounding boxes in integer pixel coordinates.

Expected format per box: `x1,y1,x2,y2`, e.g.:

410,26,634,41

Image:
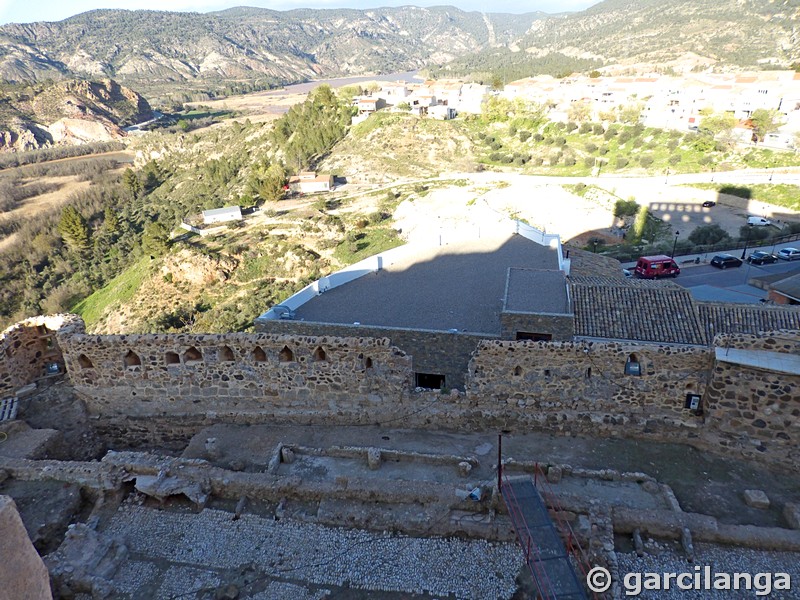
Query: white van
747,216,772,227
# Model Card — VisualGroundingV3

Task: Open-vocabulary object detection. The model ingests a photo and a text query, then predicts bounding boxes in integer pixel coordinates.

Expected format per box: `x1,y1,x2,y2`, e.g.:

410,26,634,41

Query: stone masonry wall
703,331,800,466
0,314,82,399
466,339,712,437
499,312,574,341
57,331,413,443
257,320,493,390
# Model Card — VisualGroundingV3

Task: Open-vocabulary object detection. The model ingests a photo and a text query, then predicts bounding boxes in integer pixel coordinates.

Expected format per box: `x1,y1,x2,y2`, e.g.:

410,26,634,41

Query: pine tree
58,206,90,253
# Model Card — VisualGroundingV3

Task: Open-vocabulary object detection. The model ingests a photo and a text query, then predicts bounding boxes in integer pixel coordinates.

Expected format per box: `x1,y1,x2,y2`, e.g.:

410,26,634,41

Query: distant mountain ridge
0,6,544,92
0,1,796,98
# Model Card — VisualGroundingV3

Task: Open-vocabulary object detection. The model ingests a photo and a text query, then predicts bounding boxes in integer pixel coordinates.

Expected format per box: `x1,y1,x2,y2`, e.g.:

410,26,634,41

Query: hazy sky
0,0,601,25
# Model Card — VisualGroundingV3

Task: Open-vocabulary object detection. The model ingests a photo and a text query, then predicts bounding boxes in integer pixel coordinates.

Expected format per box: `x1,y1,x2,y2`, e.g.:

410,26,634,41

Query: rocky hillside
433,0,799,80
0,2,795,97
0,7,543,92
0,78,152,151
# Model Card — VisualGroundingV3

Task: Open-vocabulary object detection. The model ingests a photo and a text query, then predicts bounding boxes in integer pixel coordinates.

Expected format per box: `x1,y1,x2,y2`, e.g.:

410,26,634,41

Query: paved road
662,253,800,304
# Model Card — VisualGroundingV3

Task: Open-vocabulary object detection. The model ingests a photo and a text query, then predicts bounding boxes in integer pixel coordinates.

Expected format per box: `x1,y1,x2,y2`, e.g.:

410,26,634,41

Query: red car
633,255,681,278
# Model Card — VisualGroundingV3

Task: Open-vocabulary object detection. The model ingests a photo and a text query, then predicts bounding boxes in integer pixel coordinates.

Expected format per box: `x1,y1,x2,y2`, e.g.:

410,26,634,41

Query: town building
201,206,242,225
288,171,334,194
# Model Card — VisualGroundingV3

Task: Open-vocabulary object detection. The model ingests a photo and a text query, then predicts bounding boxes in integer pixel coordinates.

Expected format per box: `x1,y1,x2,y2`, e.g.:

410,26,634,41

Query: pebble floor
616,542,800,599
103,504,524,599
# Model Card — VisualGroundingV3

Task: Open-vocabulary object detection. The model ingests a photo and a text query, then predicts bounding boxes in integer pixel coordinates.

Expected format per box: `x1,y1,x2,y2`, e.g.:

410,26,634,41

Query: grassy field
72,258,151,327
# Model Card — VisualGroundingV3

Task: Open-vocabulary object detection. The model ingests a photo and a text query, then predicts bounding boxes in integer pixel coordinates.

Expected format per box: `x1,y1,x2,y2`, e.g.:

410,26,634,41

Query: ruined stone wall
465,339,712,436
703,331,800,467
0,496,53,600
257,319,493,389
58,331,414,443
0,314,82,398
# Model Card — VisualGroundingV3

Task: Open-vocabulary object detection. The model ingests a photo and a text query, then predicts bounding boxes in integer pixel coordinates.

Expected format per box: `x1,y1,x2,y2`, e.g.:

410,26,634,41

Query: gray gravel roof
504,268,570,314
294,234,559,334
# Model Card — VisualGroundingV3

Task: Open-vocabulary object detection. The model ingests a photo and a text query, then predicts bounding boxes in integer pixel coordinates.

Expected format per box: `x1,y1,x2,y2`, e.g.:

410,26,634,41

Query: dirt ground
182,423,800,530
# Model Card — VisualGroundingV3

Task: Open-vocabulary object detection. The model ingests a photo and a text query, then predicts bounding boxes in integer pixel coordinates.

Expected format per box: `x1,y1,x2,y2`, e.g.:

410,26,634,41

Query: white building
202,206,242,225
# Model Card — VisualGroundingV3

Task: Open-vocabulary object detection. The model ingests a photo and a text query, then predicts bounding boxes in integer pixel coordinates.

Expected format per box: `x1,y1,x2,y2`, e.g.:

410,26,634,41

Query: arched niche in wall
124,350,141,368
279,345,295,363
183,346,203,363
253,346,267,363
165,352,180,366
624,353,642,376
312,346,327,362
364,356,374,370
513,365,523,377
77,354,94,369
219,345,235,362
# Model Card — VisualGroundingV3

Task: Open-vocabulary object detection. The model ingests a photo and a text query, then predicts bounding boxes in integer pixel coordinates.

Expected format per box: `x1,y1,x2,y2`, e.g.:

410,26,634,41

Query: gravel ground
616,541,800,599
104,504,523,599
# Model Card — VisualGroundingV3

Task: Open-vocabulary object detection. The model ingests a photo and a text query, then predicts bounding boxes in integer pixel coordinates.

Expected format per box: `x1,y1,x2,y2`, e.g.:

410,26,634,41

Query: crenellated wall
0,315,83,399
54,330,415,446
0,314,795,469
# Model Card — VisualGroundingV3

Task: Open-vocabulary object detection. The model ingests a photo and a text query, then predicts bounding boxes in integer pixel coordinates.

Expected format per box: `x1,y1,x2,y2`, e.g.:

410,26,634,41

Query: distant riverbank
266,70,423,95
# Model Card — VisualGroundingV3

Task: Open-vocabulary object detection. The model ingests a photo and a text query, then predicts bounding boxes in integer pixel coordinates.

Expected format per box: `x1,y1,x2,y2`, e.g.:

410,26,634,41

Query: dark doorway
515,332,553,342
415,372,446,389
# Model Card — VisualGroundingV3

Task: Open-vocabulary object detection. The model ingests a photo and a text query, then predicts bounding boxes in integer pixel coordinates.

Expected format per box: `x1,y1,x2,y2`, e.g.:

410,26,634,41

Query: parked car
747,216,772,227
633,255,680,278
702,200,716,208
747,251,778,265
622,268,632,278
710,254,743,269
777,247,800,261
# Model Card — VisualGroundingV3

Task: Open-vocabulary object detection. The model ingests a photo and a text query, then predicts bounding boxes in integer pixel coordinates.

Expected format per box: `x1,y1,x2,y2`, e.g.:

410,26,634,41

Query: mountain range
0,1,797,96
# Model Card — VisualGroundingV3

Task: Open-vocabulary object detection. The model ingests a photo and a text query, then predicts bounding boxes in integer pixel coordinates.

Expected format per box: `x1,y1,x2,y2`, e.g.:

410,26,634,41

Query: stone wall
499,312,574,341
0,314,82,398
703,331,800,466
57,330,414,444
257,320,493,389
466,339,712,436
0,314,795,469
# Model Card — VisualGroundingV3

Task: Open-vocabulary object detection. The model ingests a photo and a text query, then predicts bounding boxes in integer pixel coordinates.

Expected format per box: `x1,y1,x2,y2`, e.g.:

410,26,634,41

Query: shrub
584,156,595,167
689,224,730,246
566,121,578,132
533,157,544,166
554,136,567,146
668,154,682,165
618,131,632,144
739,225,769,241
667,139,680,151
585,142,598,153
639,155,654,167
549,152,562,166
614,199,639,218
490,142,503,151
592,124,604,135
519,130,532,142
508,125,517,136
579,123,592,134
599,146,610,155
615,157,629,169
533,133,544,142
563,156,576,166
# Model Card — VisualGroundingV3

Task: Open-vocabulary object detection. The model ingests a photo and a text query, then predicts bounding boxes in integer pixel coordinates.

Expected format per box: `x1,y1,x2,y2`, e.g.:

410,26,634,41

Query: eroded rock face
0,495,53,600
0,78,151,152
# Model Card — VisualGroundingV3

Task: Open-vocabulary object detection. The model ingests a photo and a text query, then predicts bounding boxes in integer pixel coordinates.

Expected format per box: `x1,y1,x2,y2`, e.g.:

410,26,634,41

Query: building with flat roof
202,206,242,225
257,224,572,389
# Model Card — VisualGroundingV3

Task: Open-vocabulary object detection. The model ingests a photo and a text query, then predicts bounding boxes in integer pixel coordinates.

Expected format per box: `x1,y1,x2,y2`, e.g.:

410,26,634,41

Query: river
265,70,423,95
